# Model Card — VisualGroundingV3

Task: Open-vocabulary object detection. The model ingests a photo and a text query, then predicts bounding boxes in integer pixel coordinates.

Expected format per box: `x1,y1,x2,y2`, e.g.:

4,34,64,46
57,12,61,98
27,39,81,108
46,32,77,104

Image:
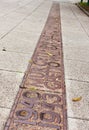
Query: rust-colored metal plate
4,3,67,130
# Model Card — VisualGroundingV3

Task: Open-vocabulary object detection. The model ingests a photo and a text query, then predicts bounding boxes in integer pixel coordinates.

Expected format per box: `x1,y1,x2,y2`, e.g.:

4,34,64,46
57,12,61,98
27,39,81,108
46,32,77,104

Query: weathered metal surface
4,3,67,130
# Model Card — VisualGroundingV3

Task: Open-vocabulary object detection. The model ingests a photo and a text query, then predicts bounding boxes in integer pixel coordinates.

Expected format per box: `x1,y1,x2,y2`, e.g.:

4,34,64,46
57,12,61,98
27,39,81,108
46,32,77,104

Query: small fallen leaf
72,96,82,102
29,87,37,91
20,111,28,117
29,59,36,64
46,52,53,56
29,59,33,63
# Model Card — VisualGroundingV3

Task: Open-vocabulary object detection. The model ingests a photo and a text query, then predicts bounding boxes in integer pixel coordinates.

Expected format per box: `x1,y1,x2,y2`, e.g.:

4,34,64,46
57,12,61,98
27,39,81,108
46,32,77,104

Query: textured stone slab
64,59,89,82
68,118,89,130
0,51,31,72
0,70,23,108
63,46,89,62
0,108,10,130
66,80,89,119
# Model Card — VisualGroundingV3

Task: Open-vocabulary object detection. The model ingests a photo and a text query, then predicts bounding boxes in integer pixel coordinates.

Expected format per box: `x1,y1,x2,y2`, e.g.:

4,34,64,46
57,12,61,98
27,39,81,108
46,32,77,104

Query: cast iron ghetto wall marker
4,3,67,130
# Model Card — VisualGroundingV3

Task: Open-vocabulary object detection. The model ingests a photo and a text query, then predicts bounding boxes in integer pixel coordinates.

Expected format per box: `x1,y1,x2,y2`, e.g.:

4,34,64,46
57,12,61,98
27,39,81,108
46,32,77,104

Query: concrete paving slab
61,20,82,30
60,3,77,19
60,2,89,130
63,46,89,62
0,38,38,54
0,0,44,39
61,24,89,45
0,108,10,130
18,0,32,6
0,51,31,72
0,21,19,37
66,79,89,119
62,40,89,48
0,0,33,16
26,16,46,25
0,12,26,22
24,3,52,30
14,0,42,15
31,1,52,15
25,10,50,23
64,59,89,82
16,20,45,34
0,30,40,43
68,4,89,37
62,30,88,43
60,3,89,44
0,30,40,54
76,19,89,38
0,7,16,17
0,70,23,108
15,6,36,15
71,3,89,19
68,118,89,130
0,20,19,29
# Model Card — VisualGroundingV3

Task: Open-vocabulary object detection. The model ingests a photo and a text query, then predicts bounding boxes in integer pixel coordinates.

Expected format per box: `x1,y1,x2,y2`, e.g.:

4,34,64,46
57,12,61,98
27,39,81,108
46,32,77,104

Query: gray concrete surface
60,2,89,130
0,0,89,130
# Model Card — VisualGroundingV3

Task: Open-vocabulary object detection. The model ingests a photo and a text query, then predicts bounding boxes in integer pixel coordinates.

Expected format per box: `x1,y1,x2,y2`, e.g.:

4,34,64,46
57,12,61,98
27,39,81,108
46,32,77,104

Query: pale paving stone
61,16,89,45
15,5,37,15
0,30,40,54
60,2,89,130
0,0,43,39
26,10,50,24
0,22,19,39
63,46,89,62
62,30,88,44
26,14,46,23
71,5,89,37
66,79,89,119
62,40,89,48
60,3,77,19
61,3,89,82
14,0,42,15
0,70,23,108
0,51,31,72
61,27,85,43
23,2,52,29
14,1,52,33
16,20,45,34
68,118,89,130
0,30,40,43
64,59,89,82
0,12,26,23
0,37,38,54
18,0,32,6
0,108,10,130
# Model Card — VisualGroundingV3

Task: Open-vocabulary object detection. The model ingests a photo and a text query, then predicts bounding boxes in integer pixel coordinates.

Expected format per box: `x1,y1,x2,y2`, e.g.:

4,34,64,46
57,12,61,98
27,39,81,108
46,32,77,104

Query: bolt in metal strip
4,3,67,130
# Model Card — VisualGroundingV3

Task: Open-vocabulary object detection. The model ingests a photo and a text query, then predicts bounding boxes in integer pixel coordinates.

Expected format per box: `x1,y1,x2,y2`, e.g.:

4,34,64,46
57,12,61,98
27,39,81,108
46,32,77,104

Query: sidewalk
0,0,89,130
60,2,89,130
0,0,52,129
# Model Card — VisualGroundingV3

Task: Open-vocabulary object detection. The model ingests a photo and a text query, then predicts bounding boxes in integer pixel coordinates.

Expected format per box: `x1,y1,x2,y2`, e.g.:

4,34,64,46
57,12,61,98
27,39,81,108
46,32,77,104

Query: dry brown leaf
29,86,37,91
20,111,28,116
72,96,82,102
46,52,53,56
29,59,33,63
